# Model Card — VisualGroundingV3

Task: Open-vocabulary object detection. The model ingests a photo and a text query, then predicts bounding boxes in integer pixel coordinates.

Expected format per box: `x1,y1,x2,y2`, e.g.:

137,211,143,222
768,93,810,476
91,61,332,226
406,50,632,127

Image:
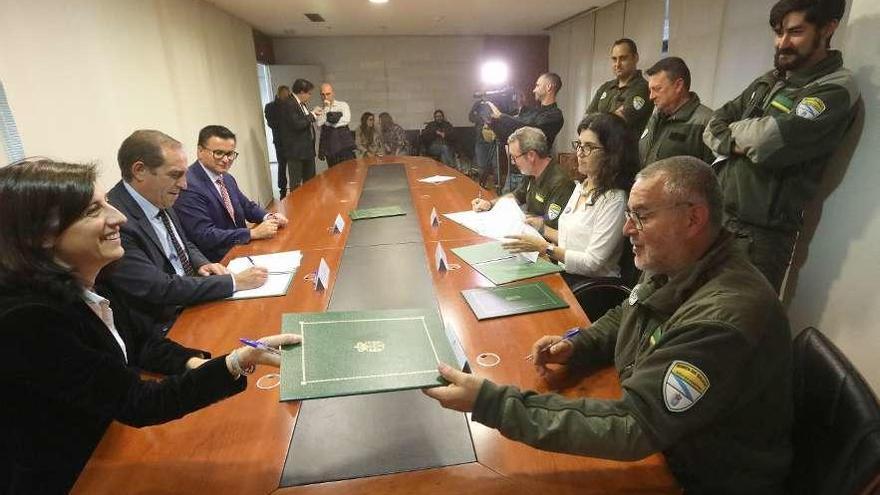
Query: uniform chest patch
663,360,710,413
534,193,545,203
795,96,827,120
633,96,646,110
547,203,562,220
600,91,608,100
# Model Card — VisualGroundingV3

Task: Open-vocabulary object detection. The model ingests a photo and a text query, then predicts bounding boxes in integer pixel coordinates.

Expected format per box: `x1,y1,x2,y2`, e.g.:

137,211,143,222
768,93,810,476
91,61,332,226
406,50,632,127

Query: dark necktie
158,209,195,276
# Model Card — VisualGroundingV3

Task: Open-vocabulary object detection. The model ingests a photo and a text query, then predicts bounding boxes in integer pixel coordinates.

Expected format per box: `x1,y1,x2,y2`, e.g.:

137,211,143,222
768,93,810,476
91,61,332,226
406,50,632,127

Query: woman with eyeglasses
504,113,638,281
0,159,300,493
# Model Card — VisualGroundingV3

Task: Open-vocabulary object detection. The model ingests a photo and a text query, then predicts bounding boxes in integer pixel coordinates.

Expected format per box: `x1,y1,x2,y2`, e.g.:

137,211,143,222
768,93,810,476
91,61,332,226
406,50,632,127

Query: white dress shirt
315,99,351,128
82,288,128,363
557,182,627,278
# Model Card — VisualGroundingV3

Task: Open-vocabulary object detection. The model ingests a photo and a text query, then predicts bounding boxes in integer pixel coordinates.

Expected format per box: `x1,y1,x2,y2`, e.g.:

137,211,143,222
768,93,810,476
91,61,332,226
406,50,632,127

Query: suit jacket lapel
191,162,239,226
111,182,167,260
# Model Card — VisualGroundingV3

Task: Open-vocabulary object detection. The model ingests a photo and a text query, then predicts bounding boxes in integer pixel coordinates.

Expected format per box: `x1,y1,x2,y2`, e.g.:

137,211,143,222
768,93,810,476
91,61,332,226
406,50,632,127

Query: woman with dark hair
504,113,637,279
379,112,408,156
355,111,383,158
0,159,300,493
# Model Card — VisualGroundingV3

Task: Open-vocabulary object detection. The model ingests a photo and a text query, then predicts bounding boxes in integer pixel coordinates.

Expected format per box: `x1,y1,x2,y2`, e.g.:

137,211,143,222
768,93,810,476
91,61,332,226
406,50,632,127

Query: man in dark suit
99,129,268,335
173,125,289,263
265,84,291,199
279,78,318,191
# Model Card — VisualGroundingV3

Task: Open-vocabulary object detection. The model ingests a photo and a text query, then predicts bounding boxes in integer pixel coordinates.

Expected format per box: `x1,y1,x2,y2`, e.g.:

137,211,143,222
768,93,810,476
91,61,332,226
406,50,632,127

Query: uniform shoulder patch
663,360,710,412
633,96,646,110
547,203,562,220
795,96,827,119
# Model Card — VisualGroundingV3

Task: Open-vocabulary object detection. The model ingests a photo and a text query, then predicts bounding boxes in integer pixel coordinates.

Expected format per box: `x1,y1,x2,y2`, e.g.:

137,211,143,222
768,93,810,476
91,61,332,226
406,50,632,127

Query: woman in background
355,111,383,158
504,113,637,282
0,159,299,493
379,111,409,156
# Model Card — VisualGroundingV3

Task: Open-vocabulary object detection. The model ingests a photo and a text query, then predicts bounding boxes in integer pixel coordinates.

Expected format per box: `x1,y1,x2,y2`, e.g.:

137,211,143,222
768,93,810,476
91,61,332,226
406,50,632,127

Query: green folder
349,205,407,220
461,281,569,320
280,308,460,401
451,241,564,285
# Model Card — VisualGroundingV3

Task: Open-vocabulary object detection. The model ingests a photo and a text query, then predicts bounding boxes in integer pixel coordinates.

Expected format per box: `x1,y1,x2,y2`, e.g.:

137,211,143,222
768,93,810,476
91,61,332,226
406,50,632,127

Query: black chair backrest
789,327,880,495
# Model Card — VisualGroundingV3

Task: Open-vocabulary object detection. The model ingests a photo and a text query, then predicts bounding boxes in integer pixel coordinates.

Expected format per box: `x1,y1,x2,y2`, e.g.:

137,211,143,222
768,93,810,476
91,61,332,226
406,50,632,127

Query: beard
774,36,823,71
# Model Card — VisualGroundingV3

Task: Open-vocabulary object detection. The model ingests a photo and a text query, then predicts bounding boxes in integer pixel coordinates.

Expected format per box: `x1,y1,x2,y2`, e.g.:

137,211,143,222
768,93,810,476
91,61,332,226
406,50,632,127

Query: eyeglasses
624,202,693,231
509,151,528,162
571,141,604,156
203,148,239,161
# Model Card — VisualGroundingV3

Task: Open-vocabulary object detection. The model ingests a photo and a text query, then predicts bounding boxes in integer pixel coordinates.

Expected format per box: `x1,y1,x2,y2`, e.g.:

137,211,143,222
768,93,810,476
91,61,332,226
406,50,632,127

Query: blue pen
246,256,256,266
239,337,281,355
525,327,580,361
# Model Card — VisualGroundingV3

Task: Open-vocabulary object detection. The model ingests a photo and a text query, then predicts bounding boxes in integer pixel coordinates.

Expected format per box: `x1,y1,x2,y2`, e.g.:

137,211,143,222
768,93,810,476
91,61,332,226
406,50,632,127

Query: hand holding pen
525,328,580,371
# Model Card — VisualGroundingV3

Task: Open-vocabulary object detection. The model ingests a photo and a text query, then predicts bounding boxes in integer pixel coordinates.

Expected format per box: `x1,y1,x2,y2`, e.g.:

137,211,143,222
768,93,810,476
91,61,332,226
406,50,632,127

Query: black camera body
474,87,518,121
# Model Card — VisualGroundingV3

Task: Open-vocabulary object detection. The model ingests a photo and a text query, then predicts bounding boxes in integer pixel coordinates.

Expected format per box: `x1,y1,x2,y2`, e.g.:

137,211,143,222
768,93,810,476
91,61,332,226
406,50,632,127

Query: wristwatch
543,244,555,257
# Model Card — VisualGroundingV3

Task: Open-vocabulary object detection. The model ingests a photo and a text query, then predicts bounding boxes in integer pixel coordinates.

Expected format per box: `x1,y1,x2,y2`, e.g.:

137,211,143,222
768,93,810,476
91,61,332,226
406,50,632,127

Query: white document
418,175,456,184
226,251,302,300
445,200,543,262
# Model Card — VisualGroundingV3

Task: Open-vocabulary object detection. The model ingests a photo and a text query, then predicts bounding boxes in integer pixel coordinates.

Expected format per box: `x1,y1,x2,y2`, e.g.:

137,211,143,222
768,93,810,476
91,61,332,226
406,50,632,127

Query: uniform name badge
663,360,710,413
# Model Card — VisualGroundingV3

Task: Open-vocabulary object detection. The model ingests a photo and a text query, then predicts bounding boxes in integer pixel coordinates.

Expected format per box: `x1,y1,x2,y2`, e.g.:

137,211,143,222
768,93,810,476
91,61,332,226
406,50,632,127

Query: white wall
0,0,272,205
273,36,492,132
787,0,880,392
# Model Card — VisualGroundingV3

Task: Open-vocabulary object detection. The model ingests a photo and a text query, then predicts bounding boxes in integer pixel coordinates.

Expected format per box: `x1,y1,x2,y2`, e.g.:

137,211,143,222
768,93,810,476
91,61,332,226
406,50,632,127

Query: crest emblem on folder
354,341,386,353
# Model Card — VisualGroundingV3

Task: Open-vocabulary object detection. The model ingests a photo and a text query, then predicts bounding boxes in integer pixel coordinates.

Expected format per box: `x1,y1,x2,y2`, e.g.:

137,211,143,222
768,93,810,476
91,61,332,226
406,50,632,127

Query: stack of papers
417,175,456,184
226,250,302,299
443,197,542,261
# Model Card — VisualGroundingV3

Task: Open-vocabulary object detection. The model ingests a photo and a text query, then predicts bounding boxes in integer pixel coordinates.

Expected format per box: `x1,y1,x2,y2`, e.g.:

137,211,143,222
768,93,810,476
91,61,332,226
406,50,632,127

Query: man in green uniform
470,126,574,229
703,0,858,292
640,57,714,167
428,156,793,494
586,38,654,136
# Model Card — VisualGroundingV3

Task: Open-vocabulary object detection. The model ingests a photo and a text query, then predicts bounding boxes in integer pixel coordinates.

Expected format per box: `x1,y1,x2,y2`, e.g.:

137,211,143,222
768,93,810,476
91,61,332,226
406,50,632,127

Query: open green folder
280,308,460,401
451,241,564,285
461,281,569,320
349,205,406,220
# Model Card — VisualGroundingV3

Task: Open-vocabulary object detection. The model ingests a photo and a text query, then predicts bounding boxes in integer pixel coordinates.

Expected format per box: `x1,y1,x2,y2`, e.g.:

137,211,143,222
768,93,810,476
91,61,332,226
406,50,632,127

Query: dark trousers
287,157,316,190
327,149,355,167
725,218,797,293
274,142,288,191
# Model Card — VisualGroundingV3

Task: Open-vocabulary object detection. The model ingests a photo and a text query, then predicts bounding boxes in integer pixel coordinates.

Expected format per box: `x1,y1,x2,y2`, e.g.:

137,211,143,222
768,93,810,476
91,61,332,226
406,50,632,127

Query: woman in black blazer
0,159,300,494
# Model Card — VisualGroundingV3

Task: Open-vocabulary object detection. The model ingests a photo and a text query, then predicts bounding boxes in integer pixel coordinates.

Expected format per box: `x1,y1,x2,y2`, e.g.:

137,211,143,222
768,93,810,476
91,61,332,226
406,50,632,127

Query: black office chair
565,239,640,322
788,327,880,495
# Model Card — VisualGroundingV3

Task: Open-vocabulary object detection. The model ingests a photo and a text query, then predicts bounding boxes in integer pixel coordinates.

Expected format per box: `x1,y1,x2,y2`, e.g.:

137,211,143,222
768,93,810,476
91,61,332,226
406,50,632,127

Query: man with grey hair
429,156,793,493
470,126,574,229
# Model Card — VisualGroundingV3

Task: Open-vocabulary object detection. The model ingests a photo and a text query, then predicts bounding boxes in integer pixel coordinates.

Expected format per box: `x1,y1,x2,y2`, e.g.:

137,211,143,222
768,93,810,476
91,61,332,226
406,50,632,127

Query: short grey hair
637,156,723,232
507,126,549,158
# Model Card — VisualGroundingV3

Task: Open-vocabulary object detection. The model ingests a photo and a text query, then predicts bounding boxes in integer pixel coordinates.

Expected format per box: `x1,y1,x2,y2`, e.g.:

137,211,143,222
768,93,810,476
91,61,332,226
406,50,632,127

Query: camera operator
468,98,499,188
483,73,565,149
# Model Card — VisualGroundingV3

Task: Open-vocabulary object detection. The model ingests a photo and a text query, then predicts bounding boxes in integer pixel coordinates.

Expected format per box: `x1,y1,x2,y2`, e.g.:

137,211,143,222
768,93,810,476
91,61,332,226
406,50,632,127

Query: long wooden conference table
73,156,680,494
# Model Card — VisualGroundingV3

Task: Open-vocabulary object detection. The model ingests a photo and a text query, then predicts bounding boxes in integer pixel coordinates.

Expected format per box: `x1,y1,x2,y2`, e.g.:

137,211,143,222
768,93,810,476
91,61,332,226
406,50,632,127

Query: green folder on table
461,281,569,320
280,308,462,401
451,241,564,285
349,205,406,220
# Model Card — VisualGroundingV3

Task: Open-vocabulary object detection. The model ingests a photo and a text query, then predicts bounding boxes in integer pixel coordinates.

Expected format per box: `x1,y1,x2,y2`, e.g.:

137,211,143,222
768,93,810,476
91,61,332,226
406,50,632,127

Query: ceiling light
369,0,389,4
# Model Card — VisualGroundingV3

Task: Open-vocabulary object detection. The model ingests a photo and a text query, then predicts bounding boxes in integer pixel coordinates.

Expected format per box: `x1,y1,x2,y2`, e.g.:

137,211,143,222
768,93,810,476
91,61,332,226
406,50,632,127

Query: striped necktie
215,176,236,223
157,209,195,276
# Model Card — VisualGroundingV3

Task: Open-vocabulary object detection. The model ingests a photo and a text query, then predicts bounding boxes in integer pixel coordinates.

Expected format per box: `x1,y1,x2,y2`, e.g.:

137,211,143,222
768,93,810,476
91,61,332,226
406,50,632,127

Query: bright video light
480,61,509,86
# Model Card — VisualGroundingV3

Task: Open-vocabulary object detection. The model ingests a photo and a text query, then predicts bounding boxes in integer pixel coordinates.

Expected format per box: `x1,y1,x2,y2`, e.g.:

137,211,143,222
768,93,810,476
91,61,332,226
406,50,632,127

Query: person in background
379,112,409,156
0,159,300,494
264,84,292,198
316,83,356,166
504,113,636,283
279,78,318,191
355,111,383,158
586,38,653,137
469,98,499,189
421,109,456,167
485,73,565,148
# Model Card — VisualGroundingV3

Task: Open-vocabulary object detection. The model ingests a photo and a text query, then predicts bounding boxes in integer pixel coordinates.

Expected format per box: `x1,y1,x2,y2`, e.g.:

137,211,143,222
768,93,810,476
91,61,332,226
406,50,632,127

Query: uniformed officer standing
427,156,793,494
470,126,574,229
703,0,858,292
586,38,654,137
640,57,714,167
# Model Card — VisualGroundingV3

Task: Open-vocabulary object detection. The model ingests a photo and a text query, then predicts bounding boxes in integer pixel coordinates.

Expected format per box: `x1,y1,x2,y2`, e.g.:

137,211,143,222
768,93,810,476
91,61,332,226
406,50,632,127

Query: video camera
473,87,518,121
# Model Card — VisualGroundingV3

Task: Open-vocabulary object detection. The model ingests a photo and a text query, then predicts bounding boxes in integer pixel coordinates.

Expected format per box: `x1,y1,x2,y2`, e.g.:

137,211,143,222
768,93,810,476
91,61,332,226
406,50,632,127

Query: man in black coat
279,78,318,192
264,85,291,198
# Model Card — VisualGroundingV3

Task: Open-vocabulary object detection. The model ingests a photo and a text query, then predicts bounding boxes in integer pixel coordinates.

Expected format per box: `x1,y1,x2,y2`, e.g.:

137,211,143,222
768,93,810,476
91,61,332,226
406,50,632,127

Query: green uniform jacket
587,71,654,136
703,51,859,232
472,232,793,494
511,160,575,229
639,93,714,167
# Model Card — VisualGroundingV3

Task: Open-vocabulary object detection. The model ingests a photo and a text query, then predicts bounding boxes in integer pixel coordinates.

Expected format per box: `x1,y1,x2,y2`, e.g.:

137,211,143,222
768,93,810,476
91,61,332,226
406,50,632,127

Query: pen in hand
246,256,255,266
239,338,282,355
524,327,580,361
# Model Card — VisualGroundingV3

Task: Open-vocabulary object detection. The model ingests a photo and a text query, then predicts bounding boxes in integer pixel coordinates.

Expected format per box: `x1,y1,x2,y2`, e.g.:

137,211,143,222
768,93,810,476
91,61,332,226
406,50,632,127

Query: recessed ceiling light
369,0,389,4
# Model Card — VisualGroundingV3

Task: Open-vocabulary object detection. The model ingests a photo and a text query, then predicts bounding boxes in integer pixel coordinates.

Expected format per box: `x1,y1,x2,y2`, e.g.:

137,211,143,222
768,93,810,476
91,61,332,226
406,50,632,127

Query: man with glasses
315,83,356,167
470,126,574,229
101,129,268,336
174,125,288,263
427,156,793,493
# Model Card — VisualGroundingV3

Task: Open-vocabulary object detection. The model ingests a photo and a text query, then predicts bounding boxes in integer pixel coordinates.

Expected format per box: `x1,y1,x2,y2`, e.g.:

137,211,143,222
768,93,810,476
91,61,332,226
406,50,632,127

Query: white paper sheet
226,250,302,299
417,175,456,184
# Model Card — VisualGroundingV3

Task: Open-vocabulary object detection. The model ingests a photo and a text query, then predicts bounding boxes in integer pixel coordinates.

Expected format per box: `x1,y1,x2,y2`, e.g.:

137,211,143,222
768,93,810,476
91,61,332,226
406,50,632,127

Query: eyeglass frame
571,140,604,156
624,202,694,230
200,146,240,161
